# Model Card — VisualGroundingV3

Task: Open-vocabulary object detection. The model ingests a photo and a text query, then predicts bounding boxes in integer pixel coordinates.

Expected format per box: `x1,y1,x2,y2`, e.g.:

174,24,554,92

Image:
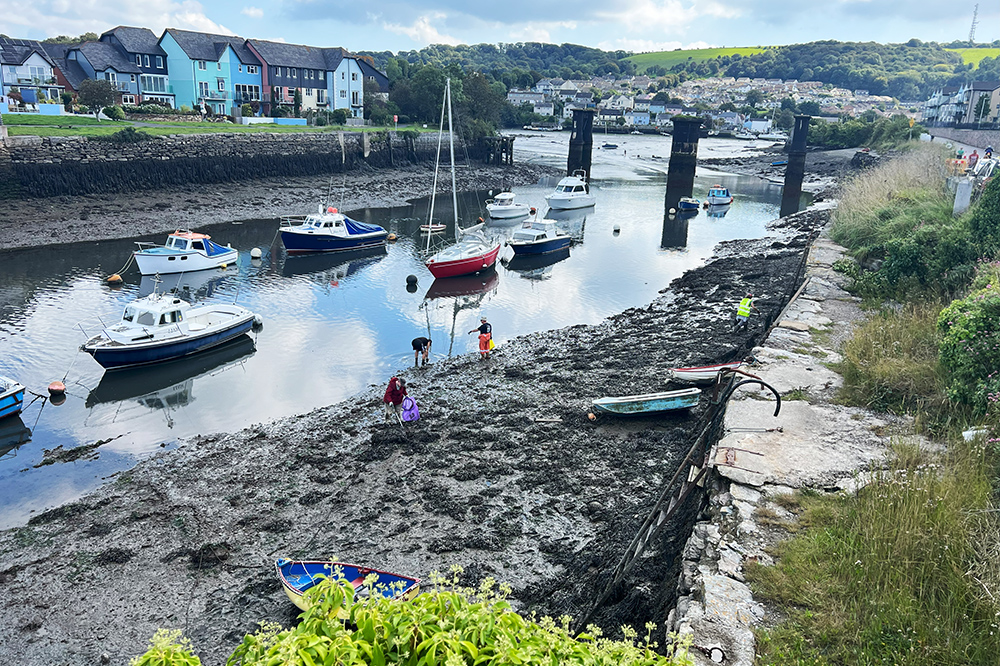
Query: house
624,109,650,126
600,94,632,111
533,102,554,116
41,42,88,96
159,29,263,114
957,80,1000,124
598,107,624,125
65,41,143,105
0,37,64,104
507,90,544,106
556,80,578,101
246,39,364,117
573,91,593,106
357,57,389,102
100,27,173,107
633,94,652,111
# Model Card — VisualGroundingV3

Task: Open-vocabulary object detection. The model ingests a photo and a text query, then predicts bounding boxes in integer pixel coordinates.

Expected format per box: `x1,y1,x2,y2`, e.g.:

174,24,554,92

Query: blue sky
2,0,998,55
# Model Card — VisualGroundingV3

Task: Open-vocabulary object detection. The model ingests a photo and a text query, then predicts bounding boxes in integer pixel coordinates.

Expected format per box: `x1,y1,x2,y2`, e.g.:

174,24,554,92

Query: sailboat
424,78,502,279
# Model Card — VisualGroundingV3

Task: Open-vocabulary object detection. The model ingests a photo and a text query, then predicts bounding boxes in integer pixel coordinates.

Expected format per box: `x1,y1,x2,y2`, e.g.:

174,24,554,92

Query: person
968,150,979,170
383,376,406,421
734,292,759,331
956,147,964,160
986,146,994,159
411,336,432,366
468,316,492,360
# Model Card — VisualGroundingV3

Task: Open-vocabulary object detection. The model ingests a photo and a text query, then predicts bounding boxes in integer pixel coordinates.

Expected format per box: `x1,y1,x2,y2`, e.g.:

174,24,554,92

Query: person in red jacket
383,376,406,421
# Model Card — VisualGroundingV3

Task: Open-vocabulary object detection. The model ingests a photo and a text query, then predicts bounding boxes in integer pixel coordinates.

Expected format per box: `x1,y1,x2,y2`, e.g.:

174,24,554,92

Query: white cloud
597,0,742,35
241,6,264,19
382,13,461,46
599,38,714,52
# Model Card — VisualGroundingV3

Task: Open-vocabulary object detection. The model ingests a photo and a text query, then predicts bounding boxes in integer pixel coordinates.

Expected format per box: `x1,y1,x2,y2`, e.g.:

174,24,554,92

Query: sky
1,0,998,56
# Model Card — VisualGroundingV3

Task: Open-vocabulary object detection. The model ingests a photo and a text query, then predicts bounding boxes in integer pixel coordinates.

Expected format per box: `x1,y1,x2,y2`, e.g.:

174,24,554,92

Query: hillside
627,47,768,74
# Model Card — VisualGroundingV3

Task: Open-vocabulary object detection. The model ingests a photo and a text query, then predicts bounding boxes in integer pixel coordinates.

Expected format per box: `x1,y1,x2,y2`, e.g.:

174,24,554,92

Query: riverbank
0,201,829,666
0,161,556,251
700,146,858,198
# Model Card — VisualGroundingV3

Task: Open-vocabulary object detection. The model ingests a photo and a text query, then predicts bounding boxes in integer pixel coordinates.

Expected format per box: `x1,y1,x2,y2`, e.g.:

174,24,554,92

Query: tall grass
831,145,952,259
750,438,1000,665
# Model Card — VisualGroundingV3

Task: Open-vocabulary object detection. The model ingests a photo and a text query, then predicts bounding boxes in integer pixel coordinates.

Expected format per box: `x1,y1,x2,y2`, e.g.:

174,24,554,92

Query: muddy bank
0,202,829,665
0,162,556,252
701,146,857,196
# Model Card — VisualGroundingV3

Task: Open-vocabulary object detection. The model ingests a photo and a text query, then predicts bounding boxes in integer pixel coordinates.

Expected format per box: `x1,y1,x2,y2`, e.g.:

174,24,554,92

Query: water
0,135,805,528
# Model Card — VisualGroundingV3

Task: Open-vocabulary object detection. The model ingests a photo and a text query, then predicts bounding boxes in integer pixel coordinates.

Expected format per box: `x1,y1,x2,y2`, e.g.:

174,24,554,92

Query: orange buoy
587,412,597,421
387,233,398,242
48,381,66,395
106,274,123,284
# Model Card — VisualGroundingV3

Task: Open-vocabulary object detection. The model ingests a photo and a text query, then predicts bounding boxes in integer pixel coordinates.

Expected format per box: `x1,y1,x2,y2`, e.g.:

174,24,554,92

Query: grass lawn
1,113,105,126
627,47,769,74
946,47,1000,65
4,121,436,137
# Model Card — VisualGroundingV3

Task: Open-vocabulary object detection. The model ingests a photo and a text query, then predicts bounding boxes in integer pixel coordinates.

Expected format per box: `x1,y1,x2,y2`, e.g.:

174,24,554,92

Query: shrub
123,103,174,115
240,103,252,117
102,105,126,121
968,177,1000,257
92,127,155,144
75,104,90,114
331,108,348,125
130,629,200,666
61,91,73,111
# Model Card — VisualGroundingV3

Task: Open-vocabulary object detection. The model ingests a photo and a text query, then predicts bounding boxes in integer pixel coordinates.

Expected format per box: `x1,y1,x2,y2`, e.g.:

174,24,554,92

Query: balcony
201,90,230,101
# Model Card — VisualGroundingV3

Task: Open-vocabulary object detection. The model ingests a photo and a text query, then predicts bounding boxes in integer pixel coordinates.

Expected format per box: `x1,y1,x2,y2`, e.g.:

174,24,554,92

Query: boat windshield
136,311,156,326
166,237,188,249
122,306,137,322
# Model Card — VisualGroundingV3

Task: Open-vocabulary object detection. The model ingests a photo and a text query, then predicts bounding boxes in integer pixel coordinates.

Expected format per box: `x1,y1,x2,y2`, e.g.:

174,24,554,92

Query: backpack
401,396,420,422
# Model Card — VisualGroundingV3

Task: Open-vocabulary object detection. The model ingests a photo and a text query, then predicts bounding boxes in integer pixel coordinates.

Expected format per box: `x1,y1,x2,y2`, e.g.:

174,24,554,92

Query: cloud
599,38,714,53
241,6,264,18
382,13,461,45
0,0,231,39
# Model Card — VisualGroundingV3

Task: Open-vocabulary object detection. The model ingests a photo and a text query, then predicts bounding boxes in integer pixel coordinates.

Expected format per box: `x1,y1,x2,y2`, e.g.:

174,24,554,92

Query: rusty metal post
779,115,810,218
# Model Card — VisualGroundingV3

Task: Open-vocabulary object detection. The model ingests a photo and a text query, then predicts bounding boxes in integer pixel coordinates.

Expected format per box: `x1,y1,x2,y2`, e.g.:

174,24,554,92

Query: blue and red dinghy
275,559,421,611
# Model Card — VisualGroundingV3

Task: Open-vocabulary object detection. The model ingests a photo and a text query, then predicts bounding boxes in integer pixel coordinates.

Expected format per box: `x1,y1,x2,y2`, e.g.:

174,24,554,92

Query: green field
627,47,769,74
946,47,1000,65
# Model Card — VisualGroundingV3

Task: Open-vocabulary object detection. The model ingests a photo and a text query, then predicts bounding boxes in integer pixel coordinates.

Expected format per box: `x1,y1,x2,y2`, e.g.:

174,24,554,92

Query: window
198,60,207,70
286,87,293,98
351,91,359,105
144,55,150,68
140,75,166,93
290,68,296,77
217,78,225,92
122,94,135,104
104,72,118,83
234,84,260,101
199,81,209,98
29,65,47,80
136,55,142,66
217,62,222,70
238,64,243,73
341,72,345,80
156,56,163,68
317,89,326,104
340,90,346,98
305,88,312,97
351,72,357,81
248,65,258,74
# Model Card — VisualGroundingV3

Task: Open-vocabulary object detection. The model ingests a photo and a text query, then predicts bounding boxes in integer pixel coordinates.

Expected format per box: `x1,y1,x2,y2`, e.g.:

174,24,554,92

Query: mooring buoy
406,274,418,285
250,247,263,259
106,274,123,284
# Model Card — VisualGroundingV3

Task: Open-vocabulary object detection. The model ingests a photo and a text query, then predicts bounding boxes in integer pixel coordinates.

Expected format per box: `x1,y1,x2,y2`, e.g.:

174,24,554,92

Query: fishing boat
485,192,530,219
280,206,388,254
545,170,596,210
677,197,701,211
506,218,571,255
705,185,733,206
275,559,421,611
423,79,502,279
0,375,26,420
668,361,742,384
133,230,238,275
80,292,261,370
592,387,701,415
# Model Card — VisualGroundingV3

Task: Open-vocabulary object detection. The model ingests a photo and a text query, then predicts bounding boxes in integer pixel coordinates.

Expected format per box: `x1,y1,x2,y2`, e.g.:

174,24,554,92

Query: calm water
0,135,804,528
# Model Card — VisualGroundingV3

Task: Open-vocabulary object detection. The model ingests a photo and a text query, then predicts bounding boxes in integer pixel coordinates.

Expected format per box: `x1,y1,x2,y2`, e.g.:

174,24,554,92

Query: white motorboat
485,192,530,219
506,218,571,255
280,206,388,253
133,230,238,275
705,185,734,206
545,170,596,210
81,291,261,370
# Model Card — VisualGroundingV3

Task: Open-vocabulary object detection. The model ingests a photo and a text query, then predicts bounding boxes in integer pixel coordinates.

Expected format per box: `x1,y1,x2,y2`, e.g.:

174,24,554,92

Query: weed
782,387,810,401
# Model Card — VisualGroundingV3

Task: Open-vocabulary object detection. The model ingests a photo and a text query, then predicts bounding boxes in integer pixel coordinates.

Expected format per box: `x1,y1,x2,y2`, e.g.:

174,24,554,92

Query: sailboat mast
446,78,460,239
426,79,449,254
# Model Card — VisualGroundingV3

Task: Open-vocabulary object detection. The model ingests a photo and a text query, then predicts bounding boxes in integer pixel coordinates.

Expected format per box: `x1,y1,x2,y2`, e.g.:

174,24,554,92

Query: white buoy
250,247,263,259
669,208,677,215
613,224,621,232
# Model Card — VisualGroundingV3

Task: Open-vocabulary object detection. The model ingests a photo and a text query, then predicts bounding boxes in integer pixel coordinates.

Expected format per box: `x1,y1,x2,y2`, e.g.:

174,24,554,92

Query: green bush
331,108,348,125
938,261,1000,412
130,629,200,666
123,103,174,115
102,105,126,121
240,103,253,117
92,127,155,144
132,569,692,666
968,177,1000,257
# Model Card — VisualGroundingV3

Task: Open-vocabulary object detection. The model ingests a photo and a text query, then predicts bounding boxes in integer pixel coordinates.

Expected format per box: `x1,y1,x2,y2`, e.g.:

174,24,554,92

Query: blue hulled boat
677,197,701,211
0,375,26,420
506,219,571,255
592,387,701,415
280,206,388,254
81,292,261,370
275,559,421,611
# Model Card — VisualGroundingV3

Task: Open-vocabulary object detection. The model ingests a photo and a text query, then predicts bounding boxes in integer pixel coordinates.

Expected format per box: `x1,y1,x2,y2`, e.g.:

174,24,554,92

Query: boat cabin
120,295,189,328
300,208,348,233
708,187,730,198
554,181,587,194
512,220,562,242
492,192,516,205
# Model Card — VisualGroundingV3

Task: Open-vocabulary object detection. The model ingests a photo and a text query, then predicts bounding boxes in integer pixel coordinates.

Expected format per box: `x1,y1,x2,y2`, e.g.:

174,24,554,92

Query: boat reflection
281,246,387,283
706,204,731,218
0,415,31,459
543,205,591,243
86,335,257,409
138,268,234,299
422,270,500,357
502,248,571,279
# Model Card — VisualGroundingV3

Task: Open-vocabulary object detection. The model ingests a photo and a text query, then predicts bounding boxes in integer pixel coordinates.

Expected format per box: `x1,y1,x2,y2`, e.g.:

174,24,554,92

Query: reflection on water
0,140,803,528
706,204,732,218
0,416,31,459
661,216,690,249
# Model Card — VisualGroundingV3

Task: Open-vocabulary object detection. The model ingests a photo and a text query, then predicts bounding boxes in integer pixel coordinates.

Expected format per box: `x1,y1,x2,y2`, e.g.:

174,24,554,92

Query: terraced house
0,37,63,105
100,27,173,107
158,29,263,114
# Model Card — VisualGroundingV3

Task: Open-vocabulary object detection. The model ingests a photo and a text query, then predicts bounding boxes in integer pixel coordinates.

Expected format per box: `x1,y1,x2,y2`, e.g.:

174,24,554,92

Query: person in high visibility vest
734,292,759,331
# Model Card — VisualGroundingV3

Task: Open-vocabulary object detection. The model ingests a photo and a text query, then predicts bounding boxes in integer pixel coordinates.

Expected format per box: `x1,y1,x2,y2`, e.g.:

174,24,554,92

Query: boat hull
592,388,701,415
545,194,596,210
706,196,733,206
85,316,255,370
509,236,571,255
134,248,238,275
677,199,701,210
669,362,742,383
426,243,501,279
0,382,25,420
275,559,420,611
280,229,388,254
486,205,529,219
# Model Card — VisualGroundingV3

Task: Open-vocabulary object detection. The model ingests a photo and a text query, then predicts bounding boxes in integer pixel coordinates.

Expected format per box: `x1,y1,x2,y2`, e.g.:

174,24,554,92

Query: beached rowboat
592,387,701,415
668,361,742,384
275,559,421,611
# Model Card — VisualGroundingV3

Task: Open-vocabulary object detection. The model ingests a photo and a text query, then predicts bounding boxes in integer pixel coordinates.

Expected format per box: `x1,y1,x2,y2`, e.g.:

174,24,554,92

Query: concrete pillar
665,117,702,213
779,115,810,218
954,178,973,215
567,108,595,182
661,213,689,249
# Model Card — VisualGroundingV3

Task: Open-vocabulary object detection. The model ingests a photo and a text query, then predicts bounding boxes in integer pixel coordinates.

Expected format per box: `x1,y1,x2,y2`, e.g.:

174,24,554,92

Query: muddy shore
0,162,556,252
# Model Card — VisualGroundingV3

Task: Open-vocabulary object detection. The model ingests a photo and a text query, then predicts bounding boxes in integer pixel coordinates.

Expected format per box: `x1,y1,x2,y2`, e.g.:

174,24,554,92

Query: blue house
65,41,142,104
100,27,173,107
159,29,262,114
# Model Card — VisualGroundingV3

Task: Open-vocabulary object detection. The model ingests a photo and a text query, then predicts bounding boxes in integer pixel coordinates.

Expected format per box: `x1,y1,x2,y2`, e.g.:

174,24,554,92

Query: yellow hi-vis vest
737,297,753,317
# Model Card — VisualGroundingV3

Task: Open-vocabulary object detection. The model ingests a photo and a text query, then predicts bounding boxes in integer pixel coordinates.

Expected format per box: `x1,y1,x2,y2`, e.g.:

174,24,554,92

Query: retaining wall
923,126,999,150
0,131,458,199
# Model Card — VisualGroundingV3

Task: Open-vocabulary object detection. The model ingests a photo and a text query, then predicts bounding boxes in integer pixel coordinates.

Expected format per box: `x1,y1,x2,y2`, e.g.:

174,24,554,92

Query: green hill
627,47,768,74
947,47,1000,65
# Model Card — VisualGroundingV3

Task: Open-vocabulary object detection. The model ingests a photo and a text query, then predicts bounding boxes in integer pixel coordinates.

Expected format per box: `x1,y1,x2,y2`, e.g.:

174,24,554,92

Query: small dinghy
419,223,447,233
592,387,701,415
275,559,421,611
0,375,26,420
134,230,238,275
677,197,701,211
81,292,261,370
669,361,742,384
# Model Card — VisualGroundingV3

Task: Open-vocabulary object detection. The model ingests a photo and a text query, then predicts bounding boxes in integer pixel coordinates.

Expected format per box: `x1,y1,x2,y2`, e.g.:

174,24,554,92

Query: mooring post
779,115,810,218
664,116,702,213
567,108,595,183
661,214,689,249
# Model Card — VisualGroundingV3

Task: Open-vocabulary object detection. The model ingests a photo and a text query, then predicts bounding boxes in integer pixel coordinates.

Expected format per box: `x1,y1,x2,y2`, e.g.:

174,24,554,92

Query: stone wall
923,127,999,151
0,131,454,199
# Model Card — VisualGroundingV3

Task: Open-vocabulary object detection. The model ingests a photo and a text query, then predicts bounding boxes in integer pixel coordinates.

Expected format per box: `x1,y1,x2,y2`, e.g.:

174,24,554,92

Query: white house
533,102,554,116
0,37,63,103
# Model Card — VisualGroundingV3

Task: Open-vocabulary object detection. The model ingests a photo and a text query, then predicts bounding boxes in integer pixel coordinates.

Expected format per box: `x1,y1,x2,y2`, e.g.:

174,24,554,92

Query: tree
60,91,73,111
43,32,98,45
744,89,764,108
293,88,302,117
798,100,821,116
77,79,116,120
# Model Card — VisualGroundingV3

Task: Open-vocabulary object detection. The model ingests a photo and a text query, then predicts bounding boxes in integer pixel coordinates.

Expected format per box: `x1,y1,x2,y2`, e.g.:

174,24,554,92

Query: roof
246,38,330,69
163,29,260,66
357,59,388,92
40,43,89,90
76,41,142,74
0,37,56,67
102,26,166,56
